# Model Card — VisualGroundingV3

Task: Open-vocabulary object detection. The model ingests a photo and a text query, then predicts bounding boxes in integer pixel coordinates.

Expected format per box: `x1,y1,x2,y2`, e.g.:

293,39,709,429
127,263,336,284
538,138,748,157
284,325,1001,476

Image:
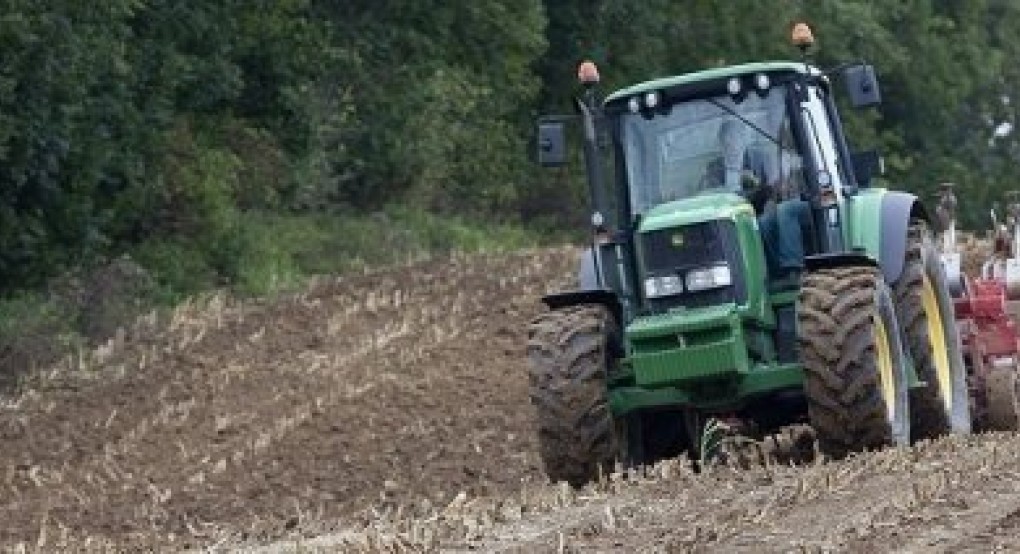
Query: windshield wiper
705,97,781,147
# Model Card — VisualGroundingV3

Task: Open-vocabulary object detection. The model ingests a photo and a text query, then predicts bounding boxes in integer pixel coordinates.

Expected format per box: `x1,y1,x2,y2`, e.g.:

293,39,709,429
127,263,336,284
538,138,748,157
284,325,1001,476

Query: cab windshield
620,86,805,214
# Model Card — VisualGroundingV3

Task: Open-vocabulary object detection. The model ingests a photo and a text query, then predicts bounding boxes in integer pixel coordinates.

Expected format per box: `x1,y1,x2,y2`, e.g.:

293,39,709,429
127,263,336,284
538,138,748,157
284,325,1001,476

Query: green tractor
528,24,971,485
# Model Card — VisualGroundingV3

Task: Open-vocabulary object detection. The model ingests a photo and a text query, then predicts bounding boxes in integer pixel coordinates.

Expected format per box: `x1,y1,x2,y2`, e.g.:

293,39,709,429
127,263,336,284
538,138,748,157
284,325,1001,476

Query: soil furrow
11,244,1020,553
0,247,575,549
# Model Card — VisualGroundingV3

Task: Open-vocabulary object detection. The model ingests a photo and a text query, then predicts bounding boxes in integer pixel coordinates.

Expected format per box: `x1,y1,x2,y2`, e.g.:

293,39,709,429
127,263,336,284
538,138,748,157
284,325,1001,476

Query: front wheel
798,266,910,458
527,305,620,486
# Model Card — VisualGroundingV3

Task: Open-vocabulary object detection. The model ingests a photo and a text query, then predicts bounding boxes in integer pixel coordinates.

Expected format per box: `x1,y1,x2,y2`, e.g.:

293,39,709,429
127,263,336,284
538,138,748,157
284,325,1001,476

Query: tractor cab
608,63,855,216
606,63,862,283
540,59,884,315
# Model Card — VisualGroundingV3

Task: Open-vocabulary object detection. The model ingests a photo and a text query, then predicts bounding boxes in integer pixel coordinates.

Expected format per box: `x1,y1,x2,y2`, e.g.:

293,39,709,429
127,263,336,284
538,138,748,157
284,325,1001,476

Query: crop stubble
0,247,575,550
5,243,1020,552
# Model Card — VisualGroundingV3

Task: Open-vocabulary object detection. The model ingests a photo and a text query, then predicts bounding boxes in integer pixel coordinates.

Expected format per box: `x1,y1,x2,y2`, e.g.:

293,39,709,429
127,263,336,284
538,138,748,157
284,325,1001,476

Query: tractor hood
638,192,756,232
631,191,773,326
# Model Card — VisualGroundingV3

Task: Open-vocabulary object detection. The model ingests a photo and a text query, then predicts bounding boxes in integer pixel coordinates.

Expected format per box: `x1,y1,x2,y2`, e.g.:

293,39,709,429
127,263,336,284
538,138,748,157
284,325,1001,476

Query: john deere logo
671,232,685,247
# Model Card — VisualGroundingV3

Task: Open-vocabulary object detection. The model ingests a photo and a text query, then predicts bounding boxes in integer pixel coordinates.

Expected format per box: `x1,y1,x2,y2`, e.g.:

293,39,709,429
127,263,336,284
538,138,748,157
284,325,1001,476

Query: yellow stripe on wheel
922,274,952,411
873,315,897,420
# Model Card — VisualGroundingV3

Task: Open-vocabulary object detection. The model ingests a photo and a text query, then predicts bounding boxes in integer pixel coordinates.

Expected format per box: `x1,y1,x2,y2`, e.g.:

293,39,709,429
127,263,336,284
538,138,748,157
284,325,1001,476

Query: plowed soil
0,248,575,551
4,244,1020,553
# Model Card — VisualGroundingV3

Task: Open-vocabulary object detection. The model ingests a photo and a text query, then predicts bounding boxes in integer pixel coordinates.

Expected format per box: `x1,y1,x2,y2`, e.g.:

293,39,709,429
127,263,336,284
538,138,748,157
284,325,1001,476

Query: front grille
640,220,747,312
642,222,729,273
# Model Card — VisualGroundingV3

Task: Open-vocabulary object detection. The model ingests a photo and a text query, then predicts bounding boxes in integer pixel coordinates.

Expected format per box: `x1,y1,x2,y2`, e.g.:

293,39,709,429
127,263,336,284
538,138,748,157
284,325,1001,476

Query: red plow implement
940,184,1020,430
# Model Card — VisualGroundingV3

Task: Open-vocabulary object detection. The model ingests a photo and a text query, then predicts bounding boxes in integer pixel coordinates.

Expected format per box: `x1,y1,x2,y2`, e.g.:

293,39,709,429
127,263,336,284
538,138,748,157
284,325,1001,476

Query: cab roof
604,61,820,104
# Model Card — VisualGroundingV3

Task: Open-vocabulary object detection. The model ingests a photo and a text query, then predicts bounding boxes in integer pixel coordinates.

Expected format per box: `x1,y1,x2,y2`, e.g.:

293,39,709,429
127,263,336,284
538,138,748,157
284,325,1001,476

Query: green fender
843,188,929,284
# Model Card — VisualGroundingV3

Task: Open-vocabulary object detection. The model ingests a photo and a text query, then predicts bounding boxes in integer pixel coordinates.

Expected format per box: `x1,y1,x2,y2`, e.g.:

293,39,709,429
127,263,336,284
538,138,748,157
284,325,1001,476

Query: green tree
312,0,546,216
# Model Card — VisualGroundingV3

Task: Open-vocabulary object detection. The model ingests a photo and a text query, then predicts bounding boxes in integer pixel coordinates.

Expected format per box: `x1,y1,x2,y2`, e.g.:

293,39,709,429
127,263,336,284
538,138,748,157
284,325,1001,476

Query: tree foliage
0,1,1017,292
533,0,1020,227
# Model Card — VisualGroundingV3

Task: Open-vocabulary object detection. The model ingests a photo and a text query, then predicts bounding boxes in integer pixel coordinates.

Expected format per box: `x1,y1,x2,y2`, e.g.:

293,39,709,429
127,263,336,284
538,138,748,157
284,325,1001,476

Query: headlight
685,264,732,292
644,274,684,298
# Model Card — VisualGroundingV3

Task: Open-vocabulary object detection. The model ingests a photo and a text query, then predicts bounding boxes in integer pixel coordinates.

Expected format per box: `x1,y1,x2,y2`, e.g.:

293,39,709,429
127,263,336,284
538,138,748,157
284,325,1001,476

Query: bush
0,293,81,391
130,238,220,303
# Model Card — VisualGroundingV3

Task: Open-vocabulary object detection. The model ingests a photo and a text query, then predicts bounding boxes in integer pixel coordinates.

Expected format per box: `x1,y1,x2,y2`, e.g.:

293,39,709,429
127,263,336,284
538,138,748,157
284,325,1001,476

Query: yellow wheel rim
922,274,953,411
873,315,897,419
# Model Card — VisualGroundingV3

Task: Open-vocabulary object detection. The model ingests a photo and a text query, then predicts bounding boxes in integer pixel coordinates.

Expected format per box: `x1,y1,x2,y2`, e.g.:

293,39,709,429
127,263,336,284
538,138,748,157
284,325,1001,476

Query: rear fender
845,190,929,284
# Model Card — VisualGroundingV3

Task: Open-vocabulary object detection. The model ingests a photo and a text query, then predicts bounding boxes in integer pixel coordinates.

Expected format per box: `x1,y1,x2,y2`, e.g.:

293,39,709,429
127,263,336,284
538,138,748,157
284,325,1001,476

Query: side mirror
851,149,884,187
844,64,881,108
536,119,567,167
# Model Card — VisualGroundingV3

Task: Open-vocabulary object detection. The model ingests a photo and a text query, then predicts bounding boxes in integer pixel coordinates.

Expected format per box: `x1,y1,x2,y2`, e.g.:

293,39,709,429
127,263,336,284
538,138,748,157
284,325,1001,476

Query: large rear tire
798,266,910,458
527,304,619,486
894,222,972,439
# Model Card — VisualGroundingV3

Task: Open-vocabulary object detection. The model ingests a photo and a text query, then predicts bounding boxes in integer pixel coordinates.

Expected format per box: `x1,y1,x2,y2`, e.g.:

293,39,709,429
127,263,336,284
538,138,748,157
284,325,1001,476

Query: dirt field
261,432,1020,553
0,248,574,551
3,243,1020,552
